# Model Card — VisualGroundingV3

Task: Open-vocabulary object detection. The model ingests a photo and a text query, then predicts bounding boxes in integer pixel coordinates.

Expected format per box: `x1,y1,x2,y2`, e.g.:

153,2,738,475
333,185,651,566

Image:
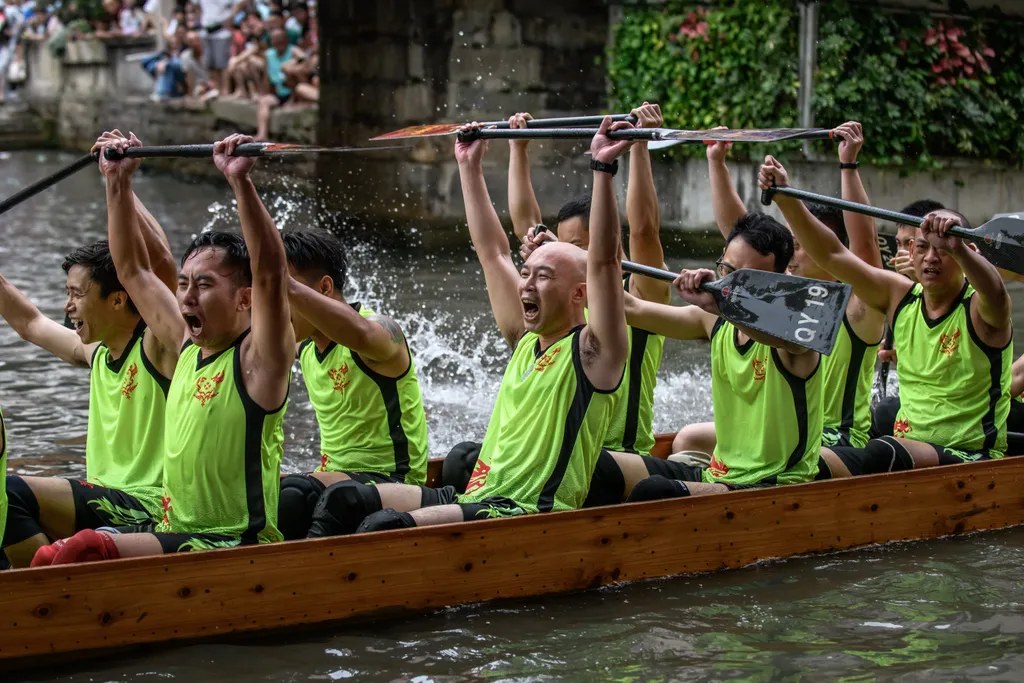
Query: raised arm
97,134,185,356
759,156,908,318
706,130,744,239
923,212,1011,336
506,112,543,241
836,122,883,270
625,102,670,304
624,289,714,341
215,134,295,409
132,193,178,291
580,117,631,391
0,273,93,367
455,129,525,347
287,277,407,367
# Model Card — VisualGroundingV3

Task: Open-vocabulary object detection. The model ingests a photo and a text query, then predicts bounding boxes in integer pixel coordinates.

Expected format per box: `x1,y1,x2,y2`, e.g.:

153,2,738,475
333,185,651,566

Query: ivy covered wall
607,1,1024,168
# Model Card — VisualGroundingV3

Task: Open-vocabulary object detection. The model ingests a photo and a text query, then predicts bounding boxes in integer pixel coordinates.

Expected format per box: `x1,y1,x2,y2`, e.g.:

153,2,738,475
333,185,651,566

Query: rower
35,133,294,564
589,212,823,501
760,157,1012,475
276,228,429,540
442,102,669,505
870,199,944,440
2,132,178,568
304,117,630,535
675,122,884,467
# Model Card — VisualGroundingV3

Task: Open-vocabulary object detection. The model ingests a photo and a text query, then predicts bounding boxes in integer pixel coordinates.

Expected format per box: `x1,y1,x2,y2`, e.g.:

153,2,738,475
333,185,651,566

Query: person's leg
293,82,318,103
357,497,525,533
626,474,729,502
255,93,278,141
307,482,454,537
2,475,73,567
582,449,626,507
672,421,716,455
440,441,481,493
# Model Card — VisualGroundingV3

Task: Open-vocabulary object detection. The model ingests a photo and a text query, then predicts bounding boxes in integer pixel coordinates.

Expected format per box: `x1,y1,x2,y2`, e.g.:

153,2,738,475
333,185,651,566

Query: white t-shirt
119,8,145,36
143,0,160,13
198,0,234,28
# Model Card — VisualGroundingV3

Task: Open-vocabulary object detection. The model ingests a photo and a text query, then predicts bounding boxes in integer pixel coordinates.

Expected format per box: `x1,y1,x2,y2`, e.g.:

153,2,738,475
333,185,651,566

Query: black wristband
590,158,618,176
839,161,859,170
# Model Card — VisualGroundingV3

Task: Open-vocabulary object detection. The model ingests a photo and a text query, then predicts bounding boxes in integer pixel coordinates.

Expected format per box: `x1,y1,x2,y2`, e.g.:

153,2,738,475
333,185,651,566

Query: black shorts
822,426,854,449
453,496,526,521
112,523,240,554
641,455,773,490
70,480,156,529
823,441,994,478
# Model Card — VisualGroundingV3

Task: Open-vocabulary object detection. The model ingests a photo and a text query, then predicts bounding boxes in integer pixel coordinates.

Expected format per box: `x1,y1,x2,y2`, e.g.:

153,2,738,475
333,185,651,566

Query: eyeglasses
715,259,737,278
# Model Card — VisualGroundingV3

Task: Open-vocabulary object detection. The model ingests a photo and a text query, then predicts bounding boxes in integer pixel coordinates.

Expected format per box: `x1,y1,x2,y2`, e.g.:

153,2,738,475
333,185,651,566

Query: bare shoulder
366,314,405,344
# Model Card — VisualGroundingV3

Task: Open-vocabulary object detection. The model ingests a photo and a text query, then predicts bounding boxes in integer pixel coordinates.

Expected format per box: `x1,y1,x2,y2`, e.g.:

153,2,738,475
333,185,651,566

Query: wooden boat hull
2,445,1024,669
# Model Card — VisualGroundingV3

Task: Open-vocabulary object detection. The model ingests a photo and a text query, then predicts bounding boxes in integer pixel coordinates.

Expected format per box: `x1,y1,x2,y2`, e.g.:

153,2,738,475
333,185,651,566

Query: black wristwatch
590,158,619,176
839,161,859,170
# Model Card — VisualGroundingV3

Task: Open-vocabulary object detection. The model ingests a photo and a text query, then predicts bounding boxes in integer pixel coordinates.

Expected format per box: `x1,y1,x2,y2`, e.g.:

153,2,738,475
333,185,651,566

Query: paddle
103,142,406,159
371,114,637,141
456,127,835,144
621,261,851,355
0,152,96,218
873,325,894,407
761,185,1024,276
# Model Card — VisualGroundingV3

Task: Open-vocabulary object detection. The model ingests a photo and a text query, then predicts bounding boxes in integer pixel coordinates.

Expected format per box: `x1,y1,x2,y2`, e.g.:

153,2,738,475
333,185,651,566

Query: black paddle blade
702,269,852,355
961,214,1024,275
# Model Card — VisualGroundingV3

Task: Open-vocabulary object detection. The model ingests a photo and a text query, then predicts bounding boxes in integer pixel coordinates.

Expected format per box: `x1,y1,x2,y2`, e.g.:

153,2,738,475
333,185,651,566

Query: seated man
276,229,429,540
605,214,823,502
2,133,177,568
305,117,631,535
760,156,1011,475
34,132,294,565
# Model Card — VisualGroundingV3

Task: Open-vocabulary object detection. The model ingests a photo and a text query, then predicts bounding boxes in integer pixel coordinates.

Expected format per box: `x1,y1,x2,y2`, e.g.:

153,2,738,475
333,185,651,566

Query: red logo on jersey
161,495,173,525
708,453,730,478
894,418,912,437
534,346,563,372
465,458,491,495
317,453,329,472
328,364,351,393
752,358,766,381
939,329,961,357
121,363,139,399
193,371,225,406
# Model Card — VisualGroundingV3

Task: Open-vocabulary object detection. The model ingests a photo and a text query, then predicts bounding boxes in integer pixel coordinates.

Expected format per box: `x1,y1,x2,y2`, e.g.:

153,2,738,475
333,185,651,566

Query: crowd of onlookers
0,1,319,140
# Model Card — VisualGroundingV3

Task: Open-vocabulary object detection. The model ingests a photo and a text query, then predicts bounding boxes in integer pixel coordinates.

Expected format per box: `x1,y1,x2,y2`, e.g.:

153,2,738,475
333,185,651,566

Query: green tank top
460,327,621,513
602,326,665,455
707,320,823,486
892,283,1011,456
0,407,7,547
821,314,880,449
298,304,429,484
157,330,287,542
86,323,169,518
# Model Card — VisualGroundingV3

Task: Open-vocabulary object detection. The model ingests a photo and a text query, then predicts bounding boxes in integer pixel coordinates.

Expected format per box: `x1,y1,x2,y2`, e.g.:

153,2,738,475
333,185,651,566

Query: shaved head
525,242,587,283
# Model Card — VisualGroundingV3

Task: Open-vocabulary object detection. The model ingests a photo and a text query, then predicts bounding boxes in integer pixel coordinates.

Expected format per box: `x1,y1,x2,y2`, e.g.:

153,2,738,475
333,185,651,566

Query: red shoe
30,539,67,567
49,530,121,565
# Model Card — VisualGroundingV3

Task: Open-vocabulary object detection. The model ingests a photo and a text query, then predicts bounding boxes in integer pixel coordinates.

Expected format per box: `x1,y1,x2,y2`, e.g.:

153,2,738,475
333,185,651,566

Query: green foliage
608,0,1024,167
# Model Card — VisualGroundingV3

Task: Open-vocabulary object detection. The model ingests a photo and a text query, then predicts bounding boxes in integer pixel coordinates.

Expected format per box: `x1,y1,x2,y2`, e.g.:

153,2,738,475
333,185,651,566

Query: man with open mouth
33,131,295,564
1,131,177,568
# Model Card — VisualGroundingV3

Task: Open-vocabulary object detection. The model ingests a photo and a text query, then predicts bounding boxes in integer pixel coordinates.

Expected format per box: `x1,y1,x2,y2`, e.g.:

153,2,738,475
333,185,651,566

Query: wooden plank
1,455,1023,669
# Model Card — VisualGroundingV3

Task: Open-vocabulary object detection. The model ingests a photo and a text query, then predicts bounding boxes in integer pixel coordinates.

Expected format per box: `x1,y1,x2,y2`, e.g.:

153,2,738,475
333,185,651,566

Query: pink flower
983,46,995,57
955,44,970,58
938,42,947,53
925,33,937,46
981,60,991,74
950,77,957,85
932,63,943,73
937,76,948,85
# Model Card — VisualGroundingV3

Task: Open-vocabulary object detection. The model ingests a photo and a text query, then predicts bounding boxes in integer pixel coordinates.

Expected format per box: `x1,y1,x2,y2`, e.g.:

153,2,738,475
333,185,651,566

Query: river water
3,151,1024,682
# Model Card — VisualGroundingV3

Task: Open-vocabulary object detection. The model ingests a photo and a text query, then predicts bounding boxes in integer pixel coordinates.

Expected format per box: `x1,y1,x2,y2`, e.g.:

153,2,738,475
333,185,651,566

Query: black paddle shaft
761,184,1024,275
0,153,96,217
487,114,636,129
104,143,268,159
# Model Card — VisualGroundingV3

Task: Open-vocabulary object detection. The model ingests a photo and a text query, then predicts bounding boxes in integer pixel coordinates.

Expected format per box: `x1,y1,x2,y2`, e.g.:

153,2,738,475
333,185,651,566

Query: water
2,151,1024,681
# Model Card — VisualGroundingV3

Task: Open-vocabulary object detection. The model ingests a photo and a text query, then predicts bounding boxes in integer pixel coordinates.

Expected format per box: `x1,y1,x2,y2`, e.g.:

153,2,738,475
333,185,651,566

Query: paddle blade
371,124,468,140
703,270,852,355
961,214,1024,275
660,128,832,143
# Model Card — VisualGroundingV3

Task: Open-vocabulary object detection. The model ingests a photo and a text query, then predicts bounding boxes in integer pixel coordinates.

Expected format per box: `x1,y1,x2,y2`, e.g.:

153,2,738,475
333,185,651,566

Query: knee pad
278,474,328,541
355,508,417,534
441,441,481,493
626,475,690,503
583,449,626,508
3,475,42,546
307,481,382,538
864,436,915,474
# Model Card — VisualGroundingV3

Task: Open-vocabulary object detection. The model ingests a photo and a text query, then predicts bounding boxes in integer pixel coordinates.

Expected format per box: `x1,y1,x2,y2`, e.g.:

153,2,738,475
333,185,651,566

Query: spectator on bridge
255,25,316,139
225,10,265,99
118,0,147,36
181,29,219,99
